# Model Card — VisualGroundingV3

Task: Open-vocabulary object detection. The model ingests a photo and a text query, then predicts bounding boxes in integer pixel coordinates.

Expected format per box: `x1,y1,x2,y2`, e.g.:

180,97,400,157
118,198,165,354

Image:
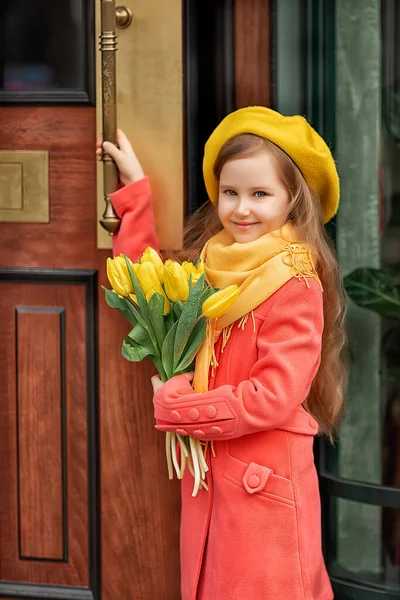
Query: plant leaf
103,287,138,326
122,337,154,362
165,310,176,332
174,317,206,373
173,274,205,368
344,268,400,320
128,323,155,356
161,320,179,379
122,255,160,354
172,301,185,320
147,292,166,352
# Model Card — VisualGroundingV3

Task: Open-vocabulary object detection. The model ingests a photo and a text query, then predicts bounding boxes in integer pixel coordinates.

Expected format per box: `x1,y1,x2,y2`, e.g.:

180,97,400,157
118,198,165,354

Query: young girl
97,106,347,600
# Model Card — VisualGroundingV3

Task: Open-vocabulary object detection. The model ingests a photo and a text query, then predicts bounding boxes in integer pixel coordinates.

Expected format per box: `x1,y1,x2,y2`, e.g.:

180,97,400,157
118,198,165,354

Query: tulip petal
141,247,164,283
202,285,240,318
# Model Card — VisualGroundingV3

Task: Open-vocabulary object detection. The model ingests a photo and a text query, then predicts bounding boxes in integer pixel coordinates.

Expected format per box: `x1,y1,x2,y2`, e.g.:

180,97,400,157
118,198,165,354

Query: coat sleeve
154,279,324,440
110,177,160,261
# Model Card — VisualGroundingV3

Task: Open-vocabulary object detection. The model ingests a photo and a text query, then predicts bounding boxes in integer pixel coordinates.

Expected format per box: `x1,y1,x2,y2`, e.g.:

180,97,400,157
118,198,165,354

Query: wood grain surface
0,1,273,591
17,309,64,560
0,283,88,586
234,0,271,108
0,106,181,597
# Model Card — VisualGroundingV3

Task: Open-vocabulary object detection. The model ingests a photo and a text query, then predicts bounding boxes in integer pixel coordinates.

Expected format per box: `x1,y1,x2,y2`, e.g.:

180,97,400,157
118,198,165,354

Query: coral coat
111,179,334,600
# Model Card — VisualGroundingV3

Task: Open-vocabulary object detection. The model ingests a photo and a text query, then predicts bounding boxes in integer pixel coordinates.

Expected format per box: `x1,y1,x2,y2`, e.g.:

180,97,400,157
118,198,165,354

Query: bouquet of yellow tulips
103,248,239,496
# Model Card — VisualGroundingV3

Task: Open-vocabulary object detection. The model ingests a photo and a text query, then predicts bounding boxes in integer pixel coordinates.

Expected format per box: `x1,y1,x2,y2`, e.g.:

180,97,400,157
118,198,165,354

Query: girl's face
217,150,291,243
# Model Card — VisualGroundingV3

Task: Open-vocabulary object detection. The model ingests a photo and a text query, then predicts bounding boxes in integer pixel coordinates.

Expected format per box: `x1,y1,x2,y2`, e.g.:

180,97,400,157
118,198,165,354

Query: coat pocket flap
242,461,273,494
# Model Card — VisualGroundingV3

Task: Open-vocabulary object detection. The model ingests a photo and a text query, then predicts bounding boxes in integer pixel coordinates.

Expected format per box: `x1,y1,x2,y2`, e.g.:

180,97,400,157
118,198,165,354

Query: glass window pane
333,0,400,496
0,0,86,91
328,498,400,591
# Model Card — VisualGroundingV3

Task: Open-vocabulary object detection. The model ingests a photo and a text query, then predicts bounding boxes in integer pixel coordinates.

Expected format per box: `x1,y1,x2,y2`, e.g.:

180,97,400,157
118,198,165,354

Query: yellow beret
202,106,339,223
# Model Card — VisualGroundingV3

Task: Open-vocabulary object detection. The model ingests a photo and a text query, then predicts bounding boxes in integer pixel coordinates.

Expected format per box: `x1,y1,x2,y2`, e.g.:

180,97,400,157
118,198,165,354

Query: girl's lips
232,221,259,230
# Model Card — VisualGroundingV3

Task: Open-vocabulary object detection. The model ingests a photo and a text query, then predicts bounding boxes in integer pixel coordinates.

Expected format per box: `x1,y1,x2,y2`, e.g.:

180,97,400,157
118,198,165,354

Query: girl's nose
235,198,251,217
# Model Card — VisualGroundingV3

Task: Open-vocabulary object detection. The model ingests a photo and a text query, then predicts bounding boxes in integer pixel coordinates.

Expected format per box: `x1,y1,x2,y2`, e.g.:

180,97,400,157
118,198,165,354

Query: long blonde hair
181,133,347,436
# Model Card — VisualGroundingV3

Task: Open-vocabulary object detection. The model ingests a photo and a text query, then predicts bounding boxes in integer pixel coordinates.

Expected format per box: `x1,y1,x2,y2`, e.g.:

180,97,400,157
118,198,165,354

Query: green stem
152,357,168,382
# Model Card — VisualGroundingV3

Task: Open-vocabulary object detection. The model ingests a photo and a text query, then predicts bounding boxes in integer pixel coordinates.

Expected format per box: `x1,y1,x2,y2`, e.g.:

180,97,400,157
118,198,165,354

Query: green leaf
165,310,175,332
147,292,166,352
128,322,148,344
125,296,152,332
174,317,206,373
161,320,179,379
128,323,155,356
122,337,154,362
172,301,185,320
103,287,137,326
344,268,400,320
122,254,160,354
173,274,205,368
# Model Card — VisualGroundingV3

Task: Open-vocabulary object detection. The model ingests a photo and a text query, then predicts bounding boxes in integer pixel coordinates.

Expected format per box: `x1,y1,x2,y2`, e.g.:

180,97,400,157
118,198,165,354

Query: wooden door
0,1,272,599
0,1,181,598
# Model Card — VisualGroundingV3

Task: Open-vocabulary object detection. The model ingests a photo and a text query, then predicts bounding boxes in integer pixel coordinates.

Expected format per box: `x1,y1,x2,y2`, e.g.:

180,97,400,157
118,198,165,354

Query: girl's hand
96,129,145,186
151,374,165,399
151,372,194,405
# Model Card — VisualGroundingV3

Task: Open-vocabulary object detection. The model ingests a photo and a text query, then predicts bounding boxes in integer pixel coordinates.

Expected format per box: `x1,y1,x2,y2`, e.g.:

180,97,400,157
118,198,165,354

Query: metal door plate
0,151,49,223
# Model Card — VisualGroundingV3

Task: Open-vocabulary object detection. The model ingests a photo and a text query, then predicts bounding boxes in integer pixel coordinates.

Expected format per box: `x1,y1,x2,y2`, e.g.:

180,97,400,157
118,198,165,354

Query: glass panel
333,0,400,488
275,0,304,116
328,499,400,591
0,0,85,91
331,0,400,588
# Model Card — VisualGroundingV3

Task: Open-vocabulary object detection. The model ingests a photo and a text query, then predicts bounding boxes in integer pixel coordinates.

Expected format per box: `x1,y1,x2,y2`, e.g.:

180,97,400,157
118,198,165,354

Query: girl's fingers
102,140,122,161
183,372,194,381
151,374,164,395
116,129,132,152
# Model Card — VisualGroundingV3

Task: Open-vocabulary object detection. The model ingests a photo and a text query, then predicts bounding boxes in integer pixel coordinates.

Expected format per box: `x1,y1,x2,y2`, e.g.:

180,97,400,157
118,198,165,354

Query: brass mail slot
0,151,49,223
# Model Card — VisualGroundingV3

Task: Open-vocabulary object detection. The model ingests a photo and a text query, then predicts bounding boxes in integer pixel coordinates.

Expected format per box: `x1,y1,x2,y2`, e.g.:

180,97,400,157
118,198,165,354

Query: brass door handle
99,1,132,235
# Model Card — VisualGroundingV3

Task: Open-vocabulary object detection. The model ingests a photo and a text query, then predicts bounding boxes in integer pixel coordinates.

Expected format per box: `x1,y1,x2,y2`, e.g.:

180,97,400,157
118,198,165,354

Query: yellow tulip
182,260,205,286
106,255,134,296
202,285,240,318
140,247,164,283
135,261,160,295
164,260,189,302
129,293,138,304
133,261,169,313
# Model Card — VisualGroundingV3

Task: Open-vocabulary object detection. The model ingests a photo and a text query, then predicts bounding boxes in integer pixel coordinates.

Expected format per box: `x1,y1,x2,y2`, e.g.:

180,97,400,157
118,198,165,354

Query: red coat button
193,429,205,437
211,426,223,435
169,410,181,423
176,428,188,436
205,405,217,419
188,408,200,421
248,475,260,489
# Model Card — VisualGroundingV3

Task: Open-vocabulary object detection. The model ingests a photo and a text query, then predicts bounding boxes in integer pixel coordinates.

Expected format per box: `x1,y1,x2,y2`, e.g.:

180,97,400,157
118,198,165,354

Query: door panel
0,107,97,269
0,0,274,598
0,281,90,587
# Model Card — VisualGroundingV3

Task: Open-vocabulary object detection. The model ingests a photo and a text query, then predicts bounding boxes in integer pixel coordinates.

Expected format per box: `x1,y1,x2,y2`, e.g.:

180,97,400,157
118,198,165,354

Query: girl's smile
217,150,291,242
232,220,259,230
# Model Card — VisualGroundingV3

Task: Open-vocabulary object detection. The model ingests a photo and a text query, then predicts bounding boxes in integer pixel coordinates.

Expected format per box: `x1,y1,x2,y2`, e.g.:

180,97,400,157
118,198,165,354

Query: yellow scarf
192,222,322,393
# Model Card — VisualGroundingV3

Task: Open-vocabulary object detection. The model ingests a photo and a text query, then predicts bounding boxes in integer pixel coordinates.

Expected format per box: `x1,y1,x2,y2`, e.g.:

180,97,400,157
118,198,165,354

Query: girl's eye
224,189,237,196
254,191,267,198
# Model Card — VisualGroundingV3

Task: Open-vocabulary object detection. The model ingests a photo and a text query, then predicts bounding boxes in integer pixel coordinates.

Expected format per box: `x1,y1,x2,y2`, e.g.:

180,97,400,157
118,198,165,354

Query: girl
97,106,347,600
